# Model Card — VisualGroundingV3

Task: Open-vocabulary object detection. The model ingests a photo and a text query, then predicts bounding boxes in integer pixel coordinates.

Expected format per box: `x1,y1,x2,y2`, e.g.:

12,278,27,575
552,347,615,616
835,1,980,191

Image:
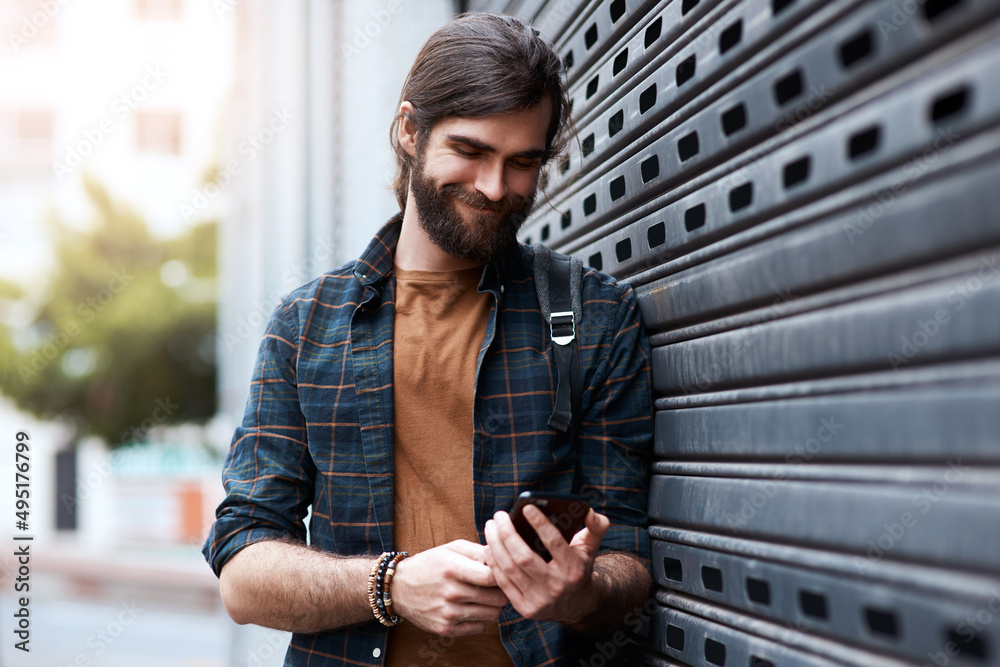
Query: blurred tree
0,179,217,446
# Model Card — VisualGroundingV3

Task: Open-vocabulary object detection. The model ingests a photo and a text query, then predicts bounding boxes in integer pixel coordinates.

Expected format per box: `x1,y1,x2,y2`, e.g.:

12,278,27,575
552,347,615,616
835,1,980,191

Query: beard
409,149,536,265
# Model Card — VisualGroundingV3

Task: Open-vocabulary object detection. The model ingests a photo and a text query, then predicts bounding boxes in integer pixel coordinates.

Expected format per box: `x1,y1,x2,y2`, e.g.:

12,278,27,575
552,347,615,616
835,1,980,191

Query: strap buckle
550,311,575,346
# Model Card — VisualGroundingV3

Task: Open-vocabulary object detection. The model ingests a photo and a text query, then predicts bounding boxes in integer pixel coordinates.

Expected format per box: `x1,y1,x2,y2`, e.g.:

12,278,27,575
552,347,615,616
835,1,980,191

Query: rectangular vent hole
645,17,662,48
849,126,880,160
864,607,899,639
799,590,828,620
588,252,602,271
582,133,595,157
705,638,727,666
615,238,632,262
945,627,989,660
783,156,810,188
774,69,804,106
583,193,597,216
608,109,624,138
540,224,549,241
676,54,696,87
924,0,963,22
721,104,746,135
560,211,572,229
585,23,598,49
746,577,771,605
563,50,574,71
750,658,775,667
586,75,599,99
613,48,628,76
678,131,700,161
840,29,874,69
719,20,742,55
682,0,699,14
559,155,570,173
639,84,657,114
685,204,706,233
640,155,660,183
729,182,753,212
647,221,665,249
701,564,723,591
609,175,626,201
773,0,796,15
667,624,685,650
663,556,683,581
610,0,626,22
930,86,969,124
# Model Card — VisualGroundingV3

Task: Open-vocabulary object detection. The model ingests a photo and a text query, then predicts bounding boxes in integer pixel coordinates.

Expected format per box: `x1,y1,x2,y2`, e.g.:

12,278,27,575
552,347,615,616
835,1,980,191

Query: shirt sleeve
576,279,653,565
202,299,316,577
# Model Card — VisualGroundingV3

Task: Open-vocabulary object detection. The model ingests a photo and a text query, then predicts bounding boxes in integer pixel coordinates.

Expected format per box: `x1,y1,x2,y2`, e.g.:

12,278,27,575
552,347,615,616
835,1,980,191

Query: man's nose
474,161,508,202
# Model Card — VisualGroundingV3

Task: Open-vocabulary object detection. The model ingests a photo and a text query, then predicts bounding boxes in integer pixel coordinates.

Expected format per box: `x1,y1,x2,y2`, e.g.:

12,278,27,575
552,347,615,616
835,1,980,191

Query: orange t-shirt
387,265,513,667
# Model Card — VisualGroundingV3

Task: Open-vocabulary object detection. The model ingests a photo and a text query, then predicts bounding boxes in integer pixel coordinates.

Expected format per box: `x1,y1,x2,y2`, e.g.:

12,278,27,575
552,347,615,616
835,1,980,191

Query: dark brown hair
390,12,570,210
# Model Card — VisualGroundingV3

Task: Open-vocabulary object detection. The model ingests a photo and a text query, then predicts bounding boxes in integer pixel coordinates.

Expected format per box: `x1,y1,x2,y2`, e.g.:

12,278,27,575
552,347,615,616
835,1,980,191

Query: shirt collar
353,213,518,295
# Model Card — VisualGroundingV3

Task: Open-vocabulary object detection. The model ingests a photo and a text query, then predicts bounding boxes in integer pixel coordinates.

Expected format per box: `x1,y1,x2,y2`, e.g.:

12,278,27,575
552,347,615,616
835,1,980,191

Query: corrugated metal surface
479,0,1000,665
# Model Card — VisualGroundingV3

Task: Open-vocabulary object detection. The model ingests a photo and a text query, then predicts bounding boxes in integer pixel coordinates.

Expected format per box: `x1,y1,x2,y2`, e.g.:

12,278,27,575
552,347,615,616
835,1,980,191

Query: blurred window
16,109,54,155
135,111,182,154
9,0,57,48
134,0,183,21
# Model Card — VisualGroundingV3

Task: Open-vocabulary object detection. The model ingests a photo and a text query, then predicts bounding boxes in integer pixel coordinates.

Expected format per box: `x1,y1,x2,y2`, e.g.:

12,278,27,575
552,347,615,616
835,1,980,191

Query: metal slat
553,0,664,87
642,595,904,666
650,251,1000,394
528,21,1000,266
547,0,858,198
648,473,1000,574
655,380,1000,462
649,525,1000,600
631,144,1000,331
647,591,921,667
651,539,1000,665
522,1,998,257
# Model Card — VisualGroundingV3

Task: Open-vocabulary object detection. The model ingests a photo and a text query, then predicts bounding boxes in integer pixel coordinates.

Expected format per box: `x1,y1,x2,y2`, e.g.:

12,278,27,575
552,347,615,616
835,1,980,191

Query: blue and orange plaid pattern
203,215,653,666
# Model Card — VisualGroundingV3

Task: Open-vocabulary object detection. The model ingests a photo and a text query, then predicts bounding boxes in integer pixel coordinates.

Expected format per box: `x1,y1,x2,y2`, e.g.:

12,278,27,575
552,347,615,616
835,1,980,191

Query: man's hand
483,505,610,625
391,539,510,637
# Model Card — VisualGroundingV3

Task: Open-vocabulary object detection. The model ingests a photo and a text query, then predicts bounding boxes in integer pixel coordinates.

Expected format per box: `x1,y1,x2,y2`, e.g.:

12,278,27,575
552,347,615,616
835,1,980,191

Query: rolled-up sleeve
577,280,653,564
202,299,316,577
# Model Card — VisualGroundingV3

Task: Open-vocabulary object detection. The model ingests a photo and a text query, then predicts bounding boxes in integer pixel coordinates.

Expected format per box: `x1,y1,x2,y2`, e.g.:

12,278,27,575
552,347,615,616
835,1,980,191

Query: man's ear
397,101,418,158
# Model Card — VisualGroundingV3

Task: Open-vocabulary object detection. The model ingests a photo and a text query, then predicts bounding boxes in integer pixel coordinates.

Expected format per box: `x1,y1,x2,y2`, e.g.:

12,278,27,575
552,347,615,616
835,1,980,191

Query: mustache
439,184,530,215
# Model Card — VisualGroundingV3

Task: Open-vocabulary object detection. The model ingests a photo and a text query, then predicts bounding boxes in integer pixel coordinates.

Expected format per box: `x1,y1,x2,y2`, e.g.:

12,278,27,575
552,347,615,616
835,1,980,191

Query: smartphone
509,491,591,562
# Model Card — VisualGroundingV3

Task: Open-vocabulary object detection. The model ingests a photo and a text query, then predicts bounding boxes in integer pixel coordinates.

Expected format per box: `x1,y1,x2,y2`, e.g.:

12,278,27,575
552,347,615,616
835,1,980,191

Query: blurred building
216,0,457,432
0,0,234,282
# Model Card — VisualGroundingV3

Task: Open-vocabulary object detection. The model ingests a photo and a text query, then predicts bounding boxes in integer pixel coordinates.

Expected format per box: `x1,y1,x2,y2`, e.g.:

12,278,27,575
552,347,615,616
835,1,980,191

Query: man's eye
512,160,539,170
456,148,479,157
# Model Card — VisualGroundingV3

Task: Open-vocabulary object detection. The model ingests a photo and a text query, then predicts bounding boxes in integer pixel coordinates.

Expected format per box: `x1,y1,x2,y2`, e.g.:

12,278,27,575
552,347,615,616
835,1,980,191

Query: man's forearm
219,537,375,634
566,551,652,635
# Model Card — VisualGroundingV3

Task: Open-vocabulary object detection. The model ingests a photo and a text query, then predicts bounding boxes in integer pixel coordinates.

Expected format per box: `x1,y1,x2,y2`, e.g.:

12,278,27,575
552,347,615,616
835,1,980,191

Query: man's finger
522,503,572,561
444,539,490,562
570,509,610,556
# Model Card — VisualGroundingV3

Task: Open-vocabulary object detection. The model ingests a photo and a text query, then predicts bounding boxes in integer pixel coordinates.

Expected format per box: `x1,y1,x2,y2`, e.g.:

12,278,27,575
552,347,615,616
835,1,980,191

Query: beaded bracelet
381,552,407,622
367,551,408,627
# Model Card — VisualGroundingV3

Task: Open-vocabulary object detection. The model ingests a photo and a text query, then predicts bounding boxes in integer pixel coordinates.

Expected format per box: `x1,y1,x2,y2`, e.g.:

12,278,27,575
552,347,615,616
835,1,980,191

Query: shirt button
373,647,381,658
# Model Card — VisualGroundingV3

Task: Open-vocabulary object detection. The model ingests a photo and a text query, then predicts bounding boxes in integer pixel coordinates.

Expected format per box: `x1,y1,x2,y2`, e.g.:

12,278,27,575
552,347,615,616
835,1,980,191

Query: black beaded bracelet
367,551,407,627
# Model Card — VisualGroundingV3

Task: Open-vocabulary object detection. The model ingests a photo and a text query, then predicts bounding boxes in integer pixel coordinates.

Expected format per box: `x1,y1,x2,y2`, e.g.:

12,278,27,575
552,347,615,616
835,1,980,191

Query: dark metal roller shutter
479,1,1000,665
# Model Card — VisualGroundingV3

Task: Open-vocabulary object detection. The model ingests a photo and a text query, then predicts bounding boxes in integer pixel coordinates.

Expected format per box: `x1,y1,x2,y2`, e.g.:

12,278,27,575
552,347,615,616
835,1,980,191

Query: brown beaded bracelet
381,552,407,622
367,551,407,627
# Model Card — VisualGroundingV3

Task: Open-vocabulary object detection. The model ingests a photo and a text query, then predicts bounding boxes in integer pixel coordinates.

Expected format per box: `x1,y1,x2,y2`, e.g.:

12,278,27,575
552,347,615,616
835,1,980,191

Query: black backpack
532,244,583,435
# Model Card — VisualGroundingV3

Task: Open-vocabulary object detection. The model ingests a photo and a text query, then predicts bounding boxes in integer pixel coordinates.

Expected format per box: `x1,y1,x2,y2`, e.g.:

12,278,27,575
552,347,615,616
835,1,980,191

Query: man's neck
394,197,483,273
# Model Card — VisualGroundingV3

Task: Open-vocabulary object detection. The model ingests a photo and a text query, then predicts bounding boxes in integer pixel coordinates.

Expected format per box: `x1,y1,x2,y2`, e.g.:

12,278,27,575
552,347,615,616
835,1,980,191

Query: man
202,13,653,666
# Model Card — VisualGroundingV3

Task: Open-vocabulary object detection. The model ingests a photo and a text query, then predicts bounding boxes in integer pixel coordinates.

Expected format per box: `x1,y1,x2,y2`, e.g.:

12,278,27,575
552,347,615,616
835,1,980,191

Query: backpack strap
533,244,583,433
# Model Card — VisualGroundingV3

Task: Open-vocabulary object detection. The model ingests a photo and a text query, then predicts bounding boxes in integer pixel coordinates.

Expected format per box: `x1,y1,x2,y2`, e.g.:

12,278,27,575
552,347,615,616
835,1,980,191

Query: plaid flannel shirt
203,215,653,666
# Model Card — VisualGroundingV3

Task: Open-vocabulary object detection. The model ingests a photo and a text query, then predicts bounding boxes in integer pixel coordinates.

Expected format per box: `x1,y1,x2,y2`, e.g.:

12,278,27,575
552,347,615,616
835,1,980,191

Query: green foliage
0,180,217,446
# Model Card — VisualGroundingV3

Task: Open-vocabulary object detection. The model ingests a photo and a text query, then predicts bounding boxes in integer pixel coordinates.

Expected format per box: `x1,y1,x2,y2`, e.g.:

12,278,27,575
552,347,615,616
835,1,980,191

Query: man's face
408,100,551,265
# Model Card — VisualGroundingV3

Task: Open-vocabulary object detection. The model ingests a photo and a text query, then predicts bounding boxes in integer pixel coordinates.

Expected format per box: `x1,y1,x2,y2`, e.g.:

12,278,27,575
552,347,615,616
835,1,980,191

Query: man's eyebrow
446,134,547,160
